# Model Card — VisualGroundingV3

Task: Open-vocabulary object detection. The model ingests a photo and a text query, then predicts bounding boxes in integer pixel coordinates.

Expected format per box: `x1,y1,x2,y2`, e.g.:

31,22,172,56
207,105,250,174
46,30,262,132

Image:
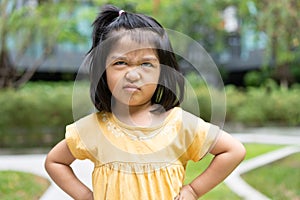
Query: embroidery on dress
101,113,125,138
101,111,181,140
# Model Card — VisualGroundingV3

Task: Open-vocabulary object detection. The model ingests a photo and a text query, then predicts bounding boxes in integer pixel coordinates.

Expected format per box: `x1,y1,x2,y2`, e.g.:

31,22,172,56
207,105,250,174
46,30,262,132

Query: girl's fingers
174,194,180,200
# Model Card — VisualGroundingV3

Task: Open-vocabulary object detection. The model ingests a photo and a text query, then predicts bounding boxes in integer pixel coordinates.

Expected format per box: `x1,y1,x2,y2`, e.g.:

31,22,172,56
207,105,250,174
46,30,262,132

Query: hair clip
119,10,125,16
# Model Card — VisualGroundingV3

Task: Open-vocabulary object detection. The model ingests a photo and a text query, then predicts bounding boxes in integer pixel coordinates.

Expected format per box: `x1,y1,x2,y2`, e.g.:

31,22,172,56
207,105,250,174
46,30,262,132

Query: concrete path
225,134,300,200
0,130,299,200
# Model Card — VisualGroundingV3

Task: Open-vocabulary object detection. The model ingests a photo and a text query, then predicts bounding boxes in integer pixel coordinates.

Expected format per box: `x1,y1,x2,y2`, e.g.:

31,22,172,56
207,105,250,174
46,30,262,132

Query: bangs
108,28,164,51
90,28,166,72
98,28,174,68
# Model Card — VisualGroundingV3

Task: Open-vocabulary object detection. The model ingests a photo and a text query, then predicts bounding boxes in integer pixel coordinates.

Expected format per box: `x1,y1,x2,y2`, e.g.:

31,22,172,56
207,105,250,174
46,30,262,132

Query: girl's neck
111,102,169,127
112,101,152,126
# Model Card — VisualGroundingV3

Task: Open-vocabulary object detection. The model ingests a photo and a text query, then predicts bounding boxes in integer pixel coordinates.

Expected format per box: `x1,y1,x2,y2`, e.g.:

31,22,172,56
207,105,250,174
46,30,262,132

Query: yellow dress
65,107,220,200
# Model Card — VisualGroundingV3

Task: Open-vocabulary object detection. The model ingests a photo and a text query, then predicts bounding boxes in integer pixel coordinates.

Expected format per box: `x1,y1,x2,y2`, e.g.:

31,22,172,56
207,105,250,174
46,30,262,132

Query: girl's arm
176,130,246,200
44,140,94,200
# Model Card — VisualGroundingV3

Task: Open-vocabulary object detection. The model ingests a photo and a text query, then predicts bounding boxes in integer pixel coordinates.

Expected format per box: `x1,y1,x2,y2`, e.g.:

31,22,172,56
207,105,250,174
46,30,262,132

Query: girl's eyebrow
140,56,159,62
110,55,127,60
109,55,158,62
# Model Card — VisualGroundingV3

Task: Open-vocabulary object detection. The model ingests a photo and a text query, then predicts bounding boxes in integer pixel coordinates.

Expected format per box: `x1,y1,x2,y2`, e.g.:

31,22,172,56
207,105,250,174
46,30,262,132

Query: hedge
225,83,300,126
185,74,300,126
0,79,299,148
0,82,74,148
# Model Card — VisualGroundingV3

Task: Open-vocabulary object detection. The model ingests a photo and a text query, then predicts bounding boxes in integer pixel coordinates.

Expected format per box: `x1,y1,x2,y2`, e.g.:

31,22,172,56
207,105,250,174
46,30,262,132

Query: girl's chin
113,99,151,108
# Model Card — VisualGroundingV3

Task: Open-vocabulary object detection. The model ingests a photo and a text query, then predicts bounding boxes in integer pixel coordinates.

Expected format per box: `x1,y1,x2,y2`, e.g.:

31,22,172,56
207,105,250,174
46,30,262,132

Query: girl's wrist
187,184,199,199
175,184,198,200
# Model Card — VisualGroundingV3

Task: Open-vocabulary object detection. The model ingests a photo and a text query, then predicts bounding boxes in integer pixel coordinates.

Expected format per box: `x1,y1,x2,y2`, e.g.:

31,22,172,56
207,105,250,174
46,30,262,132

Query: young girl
45,5,246,200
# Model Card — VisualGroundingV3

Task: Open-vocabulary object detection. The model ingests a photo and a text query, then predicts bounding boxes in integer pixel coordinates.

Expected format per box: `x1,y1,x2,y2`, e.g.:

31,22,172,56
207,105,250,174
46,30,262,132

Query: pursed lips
123,84,141,92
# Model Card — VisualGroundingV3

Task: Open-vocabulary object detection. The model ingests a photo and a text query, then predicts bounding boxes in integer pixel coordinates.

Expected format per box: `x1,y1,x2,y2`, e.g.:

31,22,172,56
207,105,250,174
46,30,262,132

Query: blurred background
1,0,299,148
0,0,299,199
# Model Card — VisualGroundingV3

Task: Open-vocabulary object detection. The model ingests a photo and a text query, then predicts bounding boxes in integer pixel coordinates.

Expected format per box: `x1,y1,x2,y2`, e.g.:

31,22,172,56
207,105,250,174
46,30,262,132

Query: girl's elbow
44,152,59,174
44,153,52,173
236,142,246,162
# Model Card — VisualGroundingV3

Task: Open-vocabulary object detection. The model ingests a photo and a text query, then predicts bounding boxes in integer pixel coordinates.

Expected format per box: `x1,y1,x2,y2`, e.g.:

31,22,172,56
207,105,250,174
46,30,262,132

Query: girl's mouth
123,84,140,92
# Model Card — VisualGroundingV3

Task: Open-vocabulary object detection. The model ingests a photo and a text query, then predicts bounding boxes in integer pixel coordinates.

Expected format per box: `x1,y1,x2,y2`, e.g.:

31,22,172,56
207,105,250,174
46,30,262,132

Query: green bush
183,73,225,123
0,79,299,148
232,87,270,125
224,85,247,122
0,82,74,148
184,83,212,121
186,74,300,126
264,86,300,125
226,83,300,126
244,71,264,87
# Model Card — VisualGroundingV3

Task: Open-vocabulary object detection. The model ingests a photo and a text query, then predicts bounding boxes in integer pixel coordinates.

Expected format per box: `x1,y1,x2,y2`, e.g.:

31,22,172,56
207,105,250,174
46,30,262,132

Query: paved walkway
225,134,300,200
0,128,299,200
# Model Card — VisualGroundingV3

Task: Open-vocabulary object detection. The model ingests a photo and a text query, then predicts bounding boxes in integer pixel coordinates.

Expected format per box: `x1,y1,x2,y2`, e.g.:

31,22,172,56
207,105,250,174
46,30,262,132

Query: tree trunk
0,50,16,88
274,64,293,88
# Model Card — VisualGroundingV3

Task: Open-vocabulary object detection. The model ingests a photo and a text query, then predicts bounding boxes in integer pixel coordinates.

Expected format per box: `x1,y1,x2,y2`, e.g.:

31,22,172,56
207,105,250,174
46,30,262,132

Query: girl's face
105,37,160,108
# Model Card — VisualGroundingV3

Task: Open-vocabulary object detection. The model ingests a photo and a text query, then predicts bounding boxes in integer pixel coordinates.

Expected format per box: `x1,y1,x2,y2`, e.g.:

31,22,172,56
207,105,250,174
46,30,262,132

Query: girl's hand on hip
174,184,198,200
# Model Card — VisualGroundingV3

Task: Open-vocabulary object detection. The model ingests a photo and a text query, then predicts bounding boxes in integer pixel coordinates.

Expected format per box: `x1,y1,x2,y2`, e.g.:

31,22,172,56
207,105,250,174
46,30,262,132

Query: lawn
185,154,241,199
184,143,285,199
242,153,300,200
0,170,50,200
0,143,295,199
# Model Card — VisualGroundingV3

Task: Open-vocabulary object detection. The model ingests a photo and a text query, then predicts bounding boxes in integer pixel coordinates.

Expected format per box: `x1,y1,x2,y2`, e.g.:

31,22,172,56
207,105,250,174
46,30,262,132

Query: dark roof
15,48,86,73
220,49,265,72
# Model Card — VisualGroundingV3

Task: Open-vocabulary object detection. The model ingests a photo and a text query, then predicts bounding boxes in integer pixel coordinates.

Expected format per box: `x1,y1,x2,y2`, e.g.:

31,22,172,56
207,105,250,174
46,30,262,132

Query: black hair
88,5,184,112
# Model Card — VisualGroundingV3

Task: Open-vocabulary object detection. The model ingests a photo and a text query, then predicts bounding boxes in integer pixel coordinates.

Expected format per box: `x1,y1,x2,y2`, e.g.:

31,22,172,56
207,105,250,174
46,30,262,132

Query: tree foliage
155,0,300,85
238,0,300,86
156,0,227,52
1,0,299,88
0,0,86,89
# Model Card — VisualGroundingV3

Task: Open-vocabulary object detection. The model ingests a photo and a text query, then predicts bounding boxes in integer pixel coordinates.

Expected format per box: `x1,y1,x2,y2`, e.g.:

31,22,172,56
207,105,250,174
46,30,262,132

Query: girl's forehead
109,35,157,56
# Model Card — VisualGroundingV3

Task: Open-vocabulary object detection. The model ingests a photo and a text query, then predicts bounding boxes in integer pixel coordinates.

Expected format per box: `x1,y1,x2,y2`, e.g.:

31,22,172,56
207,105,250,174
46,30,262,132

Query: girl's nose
125,68,141,82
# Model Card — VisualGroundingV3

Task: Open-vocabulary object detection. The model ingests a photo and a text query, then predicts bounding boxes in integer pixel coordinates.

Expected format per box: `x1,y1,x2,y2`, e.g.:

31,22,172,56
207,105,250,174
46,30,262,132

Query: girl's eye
114,61,127,66
141,62,153,67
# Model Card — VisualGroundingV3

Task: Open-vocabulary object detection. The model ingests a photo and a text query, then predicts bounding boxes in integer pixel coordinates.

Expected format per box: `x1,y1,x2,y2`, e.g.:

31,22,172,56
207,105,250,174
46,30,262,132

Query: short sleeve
186,119,221,162
65,124,94,161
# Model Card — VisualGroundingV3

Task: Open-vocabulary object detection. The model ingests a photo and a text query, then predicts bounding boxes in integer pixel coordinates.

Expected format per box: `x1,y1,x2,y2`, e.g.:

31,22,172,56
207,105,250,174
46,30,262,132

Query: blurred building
11,3,268,85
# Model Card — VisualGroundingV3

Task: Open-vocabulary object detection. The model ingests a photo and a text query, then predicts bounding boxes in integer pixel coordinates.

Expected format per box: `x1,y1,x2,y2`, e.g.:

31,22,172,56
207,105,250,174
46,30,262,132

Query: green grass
184,143,284,199
185,154,241,199
242,153,300,200
243,143,284,160
0,170,50,200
